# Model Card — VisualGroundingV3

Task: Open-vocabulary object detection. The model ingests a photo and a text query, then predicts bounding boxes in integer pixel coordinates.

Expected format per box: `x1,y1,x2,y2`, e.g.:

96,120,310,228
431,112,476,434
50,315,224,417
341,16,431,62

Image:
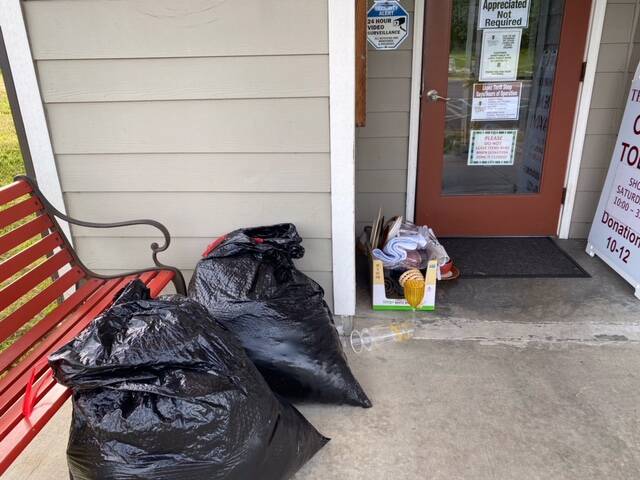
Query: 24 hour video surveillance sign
588,64,640,299
478,0,531,29
367,1,409,50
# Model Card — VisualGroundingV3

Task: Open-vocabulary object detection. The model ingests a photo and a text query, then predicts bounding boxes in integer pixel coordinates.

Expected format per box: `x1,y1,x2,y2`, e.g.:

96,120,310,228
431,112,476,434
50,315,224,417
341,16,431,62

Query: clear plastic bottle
349,322,416,353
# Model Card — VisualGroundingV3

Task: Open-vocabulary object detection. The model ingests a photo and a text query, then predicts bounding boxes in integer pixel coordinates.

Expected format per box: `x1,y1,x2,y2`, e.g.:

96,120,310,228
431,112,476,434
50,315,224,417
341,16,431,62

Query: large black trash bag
49,280,328,480
188,223,371,408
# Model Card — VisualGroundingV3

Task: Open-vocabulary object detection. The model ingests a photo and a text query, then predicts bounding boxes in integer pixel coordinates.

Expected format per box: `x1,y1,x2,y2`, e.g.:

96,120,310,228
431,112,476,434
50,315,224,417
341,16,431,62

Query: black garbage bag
188,223,371,408
49,280,328,480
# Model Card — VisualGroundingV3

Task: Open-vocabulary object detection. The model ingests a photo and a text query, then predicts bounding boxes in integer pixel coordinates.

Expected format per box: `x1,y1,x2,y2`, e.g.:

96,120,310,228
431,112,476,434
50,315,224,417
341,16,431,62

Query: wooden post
355,0,367,127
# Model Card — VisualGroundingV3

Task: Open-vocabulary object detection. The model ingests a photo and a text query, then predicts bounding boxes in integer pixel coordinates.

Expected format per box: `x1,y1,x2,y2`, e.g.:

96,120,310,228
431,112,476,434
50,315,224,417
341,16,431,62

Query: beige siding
355,0,414,233
46,99,329,154
23,0,334,303
570,0,640,238
66,192,331,239
39,56,329,103
76,238,332,273
24,0,328,59
100,269,334,306
57,154,330,193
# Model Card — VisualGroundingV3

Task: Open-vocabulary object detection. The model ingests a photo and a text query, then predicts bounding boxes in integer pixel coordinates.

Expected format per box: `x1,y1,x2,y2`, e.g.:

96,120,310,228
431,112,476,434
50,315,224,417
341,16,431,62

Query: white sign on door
367,1,410,50
479,29,522,82
478,0,531,29
518,48,557,193
468,130,518,166
588,64,640,299
471,82,522,121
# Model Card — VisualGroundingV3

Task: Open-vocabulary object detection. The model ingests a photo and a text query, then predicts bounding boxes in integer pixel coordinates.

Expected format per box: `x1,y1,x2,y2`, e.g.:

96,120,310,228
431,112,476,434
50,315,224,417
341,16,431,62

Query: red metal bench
0,176,186,474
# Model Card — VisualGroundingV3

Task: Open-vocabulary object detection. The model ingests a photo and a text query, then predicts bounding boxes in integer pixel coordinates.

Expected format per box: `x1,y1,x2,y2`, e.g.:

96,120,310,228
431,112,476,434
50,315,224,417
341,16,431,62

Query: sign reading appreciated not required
478,0,531,29
367,1,409,50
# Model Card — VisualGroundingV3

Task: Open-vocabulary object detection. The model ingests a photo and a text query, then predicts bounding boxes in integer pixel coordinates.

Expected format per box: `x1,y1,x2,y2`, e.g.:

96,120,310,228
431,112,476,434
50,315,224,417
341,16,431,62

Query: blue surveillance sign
367,1,409,50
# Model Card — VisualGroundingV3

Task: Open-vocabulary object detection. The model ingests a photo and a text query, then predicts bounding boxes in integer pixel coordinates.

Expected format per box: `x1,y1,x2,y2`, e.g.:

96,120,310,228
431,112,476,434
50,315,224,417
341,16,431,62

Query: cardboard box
371,258,437,311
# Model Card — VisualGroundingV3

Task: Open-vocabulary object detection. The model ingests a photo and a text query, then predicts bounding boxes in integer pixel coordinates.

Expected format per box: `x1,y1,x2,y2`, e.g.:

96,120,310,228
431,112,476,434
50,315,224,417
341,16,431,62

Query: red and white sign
468,130,518,166
471,82,522,121
588,64,640,299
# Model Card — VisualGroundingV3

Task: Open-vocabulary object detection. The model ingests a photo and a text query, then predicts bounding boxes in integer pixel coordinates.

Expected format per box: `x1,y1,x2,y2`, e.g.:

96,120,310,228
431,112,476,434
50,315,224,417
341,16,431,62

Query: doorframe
405,0,606,237
0,0,70,239
558,0,607,238
405,0,426,222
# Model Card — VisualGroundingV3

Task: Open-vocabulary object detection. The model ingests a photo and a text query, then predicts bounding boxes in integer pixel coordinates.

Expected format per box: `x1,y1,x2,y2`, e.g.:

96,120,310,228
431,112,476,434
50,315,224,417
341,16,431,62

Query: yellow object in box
371,259,437,311
404,278,426,309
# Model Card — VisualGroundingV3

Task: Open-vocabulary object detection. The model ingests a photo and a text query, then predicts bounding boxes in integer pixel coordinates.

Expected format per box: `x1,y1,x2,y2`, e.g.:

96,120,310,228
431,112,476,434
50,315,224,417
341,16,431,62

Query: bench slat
0,181,31,206
0,249,73,316
0,274,157,418
0,266,86,349
0,215,53,257
0,277,124,410
0,382,70,475
0,274,161,441
147,270,175,297
0,368,58,444
0,197,43,231
0,279,104,374
0,233,64,285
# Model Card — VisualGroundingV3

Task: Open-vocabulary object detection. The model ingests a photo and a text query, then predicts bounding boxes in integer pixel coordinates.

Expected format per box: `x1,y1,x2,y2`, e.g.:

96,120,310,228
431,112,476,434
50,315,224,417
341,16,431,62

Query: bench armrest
16,176,186,295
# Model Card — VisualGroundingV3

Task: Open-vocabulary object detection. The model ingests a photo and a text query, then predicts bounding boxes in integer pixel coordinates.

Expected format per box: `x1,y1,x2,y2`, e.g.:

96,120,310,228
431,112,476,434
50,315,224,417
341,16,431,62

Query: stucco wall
570,0,640,238
22,0,333,304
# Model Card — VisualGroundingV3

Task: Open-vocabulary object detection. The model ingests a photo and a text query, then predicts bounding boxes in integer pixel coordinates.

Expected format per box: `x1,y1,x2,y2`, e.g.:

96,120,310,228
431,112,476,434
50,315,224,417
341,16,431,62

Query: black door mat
439,237,591,278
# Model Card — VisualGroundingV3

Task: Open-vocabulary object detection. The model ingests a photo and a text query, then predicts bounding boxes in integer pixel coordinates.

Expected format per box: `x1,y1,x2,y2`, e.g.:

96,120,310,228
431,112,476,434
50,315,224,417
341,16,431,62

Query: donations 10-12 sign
588,64,640,299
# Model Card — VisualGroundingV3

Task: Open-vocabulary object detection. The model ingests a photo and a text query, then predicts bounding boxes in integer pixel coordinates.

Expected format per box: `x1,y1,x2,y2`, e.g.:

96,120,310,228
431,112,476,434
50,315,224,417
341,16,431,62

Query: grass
0,71,57,355
0,71,24,185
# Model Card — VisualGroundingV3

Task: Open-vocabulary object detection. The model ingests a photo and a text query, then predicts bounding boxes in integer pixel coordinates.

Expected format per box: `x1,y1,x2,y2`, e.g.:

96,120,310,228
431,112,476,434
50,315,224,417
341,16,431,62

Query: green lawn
0,71,25,184
0,72,55,354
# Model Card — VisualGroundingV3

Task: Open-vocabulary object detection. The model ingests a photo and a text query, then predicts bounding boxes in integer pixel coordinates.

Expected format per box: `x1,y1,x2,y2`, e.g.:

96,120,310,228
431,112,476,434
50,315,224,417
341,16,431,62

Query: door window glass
442,0,565,195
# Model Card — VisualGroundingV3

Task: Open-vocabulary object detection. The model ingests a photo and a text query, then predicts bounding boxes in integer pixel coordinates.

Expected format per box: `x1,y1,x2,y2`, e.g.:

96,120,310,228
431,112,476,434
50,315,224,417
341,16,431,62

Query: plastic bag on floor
189,223,371,408
49,280,328,480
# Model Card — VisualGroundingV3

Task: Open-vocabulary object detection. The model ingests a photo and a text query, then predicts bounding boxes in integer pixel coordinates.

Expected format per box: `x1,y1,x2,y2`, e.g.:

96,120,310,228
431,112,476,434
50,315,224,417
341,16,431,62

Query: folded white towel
372,227,429,268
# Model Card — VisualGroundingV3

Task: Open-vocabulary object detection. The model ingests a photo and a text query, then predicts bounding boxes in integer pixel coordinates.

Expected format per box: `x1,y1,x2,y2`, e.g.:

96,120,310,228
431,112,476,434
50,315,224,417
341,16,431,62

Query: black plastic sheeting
49,280,328,480
189,224,371,408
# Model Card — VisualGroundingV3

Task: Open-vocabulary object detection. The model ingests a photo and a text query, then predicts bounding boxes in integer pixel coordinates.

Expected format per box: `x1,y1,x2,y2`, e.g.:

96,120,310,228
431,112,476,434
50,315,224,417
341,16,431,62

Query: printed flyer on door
471,82,522,121
479,29,522,82
468,130,518,166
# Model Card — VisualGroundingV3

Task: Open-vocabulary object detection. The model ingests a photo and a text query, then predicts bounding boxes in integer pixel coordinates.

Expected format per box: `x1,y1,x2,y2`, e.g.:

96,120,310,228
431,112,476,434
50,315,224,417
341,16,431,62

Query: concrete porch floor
355,240,640,343
6,239,640,479
6,341,640,479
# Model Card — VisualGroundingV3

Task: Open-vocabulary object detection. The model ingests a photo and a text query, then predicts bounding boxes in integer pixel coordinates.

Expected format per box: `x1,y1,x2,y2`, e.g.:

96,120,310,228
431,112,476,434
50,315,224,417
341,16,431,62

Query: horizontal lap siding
355,0,414,234
23,0,334,303
66,192,331,239
76,238,332,272
57,154,330,193
38,56,329,103
570,0,639,238
23,0,329,59
46,99,329,154
99,269,334,307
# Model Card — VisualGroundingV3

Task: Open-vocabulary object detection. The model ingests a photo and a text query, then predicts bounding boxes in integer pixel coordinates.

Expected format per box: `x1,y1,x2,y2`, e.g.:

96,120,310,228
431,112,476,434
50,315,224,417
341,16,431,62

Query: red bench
0,176,186,474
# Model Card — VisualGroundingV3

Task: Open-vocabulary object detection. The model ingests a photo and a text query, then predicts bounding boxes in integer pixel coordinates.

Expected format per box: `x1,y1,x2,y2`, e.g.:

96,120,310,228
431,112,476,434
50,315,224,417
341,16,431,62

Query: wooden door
415,0,591,236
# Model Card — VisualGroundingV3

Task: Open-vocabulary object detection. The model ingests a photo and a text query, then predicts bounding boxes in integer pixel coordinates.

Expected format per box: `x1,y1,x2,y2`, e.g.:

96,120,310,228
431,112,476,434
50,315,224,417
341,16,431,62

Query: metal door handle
426,89,450,102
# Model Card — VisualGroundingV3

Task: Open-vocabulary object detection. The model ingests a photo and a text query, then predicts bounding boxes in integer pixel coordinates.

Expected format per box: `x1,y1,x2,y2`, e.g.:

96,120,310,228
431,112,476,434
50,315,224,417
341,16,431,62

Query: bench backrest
0,178,84,378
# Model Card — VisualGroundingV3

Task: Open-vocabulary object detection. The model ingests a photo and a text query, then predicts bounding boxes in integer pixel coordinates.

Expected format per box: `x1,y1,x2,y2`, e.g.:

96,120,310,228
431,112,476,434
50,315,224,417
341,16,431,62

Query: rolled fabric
372,231,429,268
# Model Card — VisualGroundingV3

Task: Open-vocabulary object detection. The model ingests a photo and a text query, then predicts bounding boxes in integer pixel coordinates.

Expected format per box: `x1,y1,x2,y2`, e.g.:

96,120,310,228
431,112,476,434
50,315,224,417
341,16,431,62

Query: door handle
426,89,450,102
